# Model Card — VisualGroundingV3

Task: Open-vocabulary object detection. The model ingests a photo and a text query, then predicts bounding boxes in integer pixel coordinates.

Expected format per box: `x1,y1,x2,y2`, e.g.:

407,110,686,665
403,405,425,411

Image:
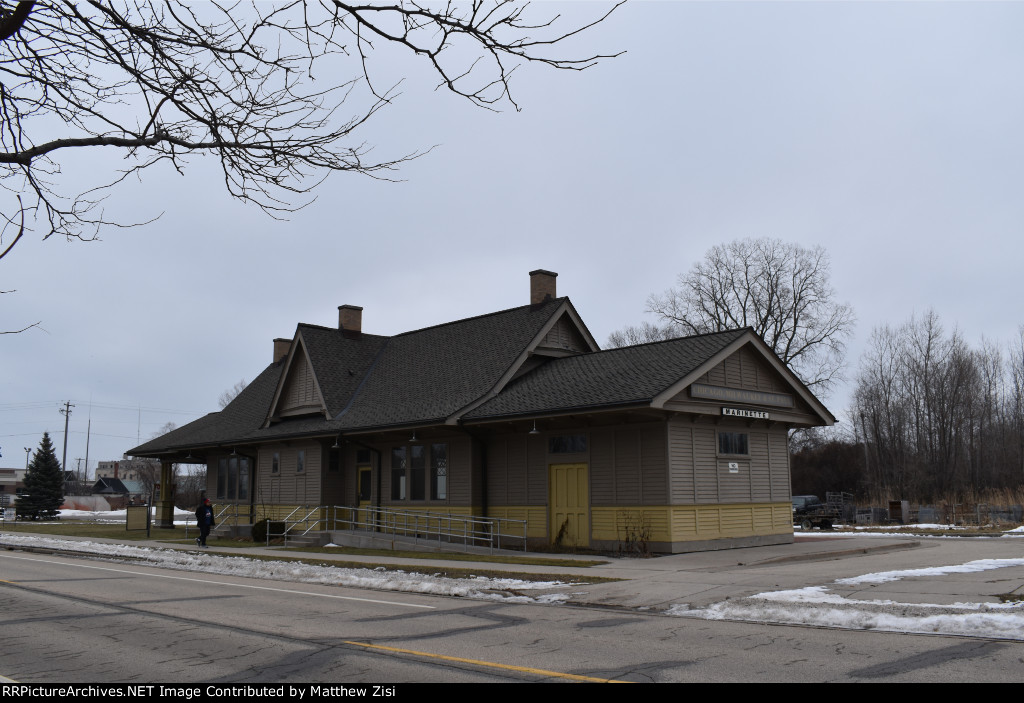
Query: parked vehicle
792,492,852,530
792,495,823,516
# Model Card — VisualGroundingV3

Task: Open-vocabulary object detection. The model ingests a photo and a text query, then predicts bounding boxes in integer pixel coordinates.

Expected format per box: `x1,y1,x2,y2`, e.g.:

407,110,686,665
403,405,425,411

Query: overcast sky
3,1,1023,474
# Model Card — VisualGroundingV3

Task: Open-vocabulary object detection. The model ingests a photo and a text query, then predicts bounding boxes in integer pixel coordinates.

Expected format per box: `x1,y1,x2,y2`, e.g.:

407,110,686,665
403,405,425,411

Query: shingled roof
129,295,824,459
130,297,585,455
463,329,749,420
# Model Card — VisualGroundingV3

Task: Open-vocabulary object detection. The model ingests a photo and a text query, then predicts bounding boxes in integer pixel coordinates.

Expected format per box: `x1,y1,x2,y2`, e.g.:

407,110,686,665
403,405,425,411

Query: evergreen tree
19,432,64,520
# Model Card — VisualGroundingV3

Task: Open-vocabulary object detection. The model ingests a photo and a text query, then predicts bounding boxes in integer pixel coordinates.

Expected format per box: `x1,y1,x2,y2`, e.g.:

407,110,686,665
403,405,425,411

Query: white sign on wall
722,407,769,420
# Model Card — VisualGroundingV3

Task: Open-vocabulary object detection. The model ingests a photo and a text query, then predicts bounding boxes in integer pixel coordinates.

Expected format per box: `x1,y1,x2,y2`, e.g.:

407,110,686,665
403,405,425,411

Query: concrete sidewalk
5,528,1022,614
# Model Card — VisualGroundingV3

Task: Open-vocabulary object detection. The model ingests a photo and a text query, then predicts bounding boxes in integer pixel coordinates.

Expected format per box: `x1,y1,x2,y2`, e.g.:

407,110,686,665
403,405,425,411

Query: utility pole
59,401,74,472
84,415,91,482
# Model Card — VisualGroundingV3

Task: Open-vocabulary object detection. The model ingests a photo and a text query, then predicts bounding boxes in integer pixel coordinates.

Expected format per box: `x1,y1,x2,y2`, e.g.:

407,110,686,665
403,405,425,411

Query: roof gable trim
262,331,330,427
446,300,598,424
650,331,835,425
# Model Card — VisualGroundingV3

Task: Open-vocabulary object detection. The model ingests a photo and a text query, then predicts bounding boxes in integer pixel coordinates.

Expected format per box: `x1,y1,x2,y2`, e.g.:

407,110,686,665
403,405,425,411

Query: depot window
216,456,250,500
718,432,749,456
391,443,448,501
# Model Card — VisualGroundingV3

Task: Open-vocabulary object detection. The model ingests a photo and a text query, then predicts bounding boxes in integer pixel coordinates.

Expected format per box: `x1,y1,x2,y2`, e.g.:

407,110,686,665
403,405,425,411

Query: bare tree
0,1,622,251
218,379,248,409
852,311,1024,502
647,238,855,396
605,321,679,348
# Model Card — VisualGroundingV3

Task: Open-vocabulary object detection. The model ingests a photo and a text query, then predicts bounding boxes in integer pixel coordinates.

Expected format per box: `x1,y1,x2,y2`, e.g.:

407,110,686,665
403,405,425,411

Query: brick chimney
273,338,291,363
338,305,363,334
529,269,558,305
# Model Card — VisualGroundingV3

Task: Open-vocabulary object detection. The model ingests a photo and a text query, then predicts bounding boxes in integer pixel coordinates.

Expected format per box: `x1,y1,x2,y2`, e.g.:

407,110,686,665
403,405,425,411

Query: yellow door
357,466,372,526
549,463,589,548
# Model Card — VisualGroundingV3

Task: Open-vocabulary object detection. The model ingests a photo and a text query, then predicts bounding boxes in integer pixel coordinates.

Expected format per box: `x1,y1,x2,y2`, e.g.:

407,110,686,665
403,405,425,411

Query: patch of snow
0,533,571,603
669,599,1024,640
835,558,1024,585
671,558,1024,640
37,507,196,525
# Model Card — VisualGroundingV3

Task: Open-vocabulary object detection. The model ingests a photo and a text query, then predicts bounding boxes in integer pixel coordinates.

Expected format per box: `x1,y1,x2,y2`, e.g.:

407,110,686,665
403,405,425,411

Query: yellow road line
342,640,629,683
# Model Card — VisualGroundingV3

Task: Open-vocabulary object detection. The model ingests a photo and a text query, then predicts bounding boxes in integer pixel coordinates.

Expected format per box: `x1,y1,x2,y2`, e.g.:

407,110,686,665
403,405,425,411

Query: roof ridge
296,323,390,341
392,297,567,338
595,327,750,354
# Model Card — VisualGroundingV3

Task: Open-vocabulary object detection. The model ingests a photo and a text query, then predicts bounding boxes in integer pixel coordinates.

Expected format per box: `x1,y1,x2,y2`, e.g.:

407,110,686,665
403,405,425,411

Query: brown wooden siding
280,351,320,414
693,426,719,502
769,430,791,499
641,427,667,503
585,424,667,507
697,345,785,393
506,437,528,504
669,345,818,420
448,436,471,505
613,429,640,504
485,434,548,507
667,420,696,503
590,429,615,503
669,419,793,505
527,435,547,503
255,442,322,506
488,436,508,505
538,313,588,352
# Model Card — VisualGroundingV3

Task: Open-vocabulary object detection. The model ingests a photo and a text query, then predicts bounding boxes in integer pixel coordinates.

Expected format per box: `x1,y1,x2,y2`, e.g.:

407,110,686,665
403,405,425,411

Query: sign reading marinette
722,407,769,419
690,383,794,408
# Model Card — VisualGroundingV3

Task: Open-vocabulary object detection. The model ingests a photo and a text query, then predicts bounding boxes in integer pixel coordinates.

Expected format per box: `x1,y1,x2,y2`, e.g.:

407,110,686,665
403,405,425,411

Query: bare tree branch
646,237,855,396
0,1,33,42
0,1,622,242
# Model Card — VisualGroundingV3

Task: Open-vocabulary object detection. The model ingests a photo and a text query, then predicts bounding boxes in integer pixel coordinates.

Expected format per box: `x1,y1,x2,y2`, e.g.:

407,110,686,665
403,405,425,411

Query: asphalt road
2,550,1022,683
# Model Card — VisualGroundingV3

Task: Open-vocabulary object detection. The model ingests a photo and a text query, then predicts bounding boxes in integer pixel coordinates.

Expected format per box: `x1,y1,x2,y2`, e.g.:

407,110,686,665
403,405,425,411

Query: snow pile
670,559,1024,640
25,507,195,524
0,533,570,603
835,558,1024,585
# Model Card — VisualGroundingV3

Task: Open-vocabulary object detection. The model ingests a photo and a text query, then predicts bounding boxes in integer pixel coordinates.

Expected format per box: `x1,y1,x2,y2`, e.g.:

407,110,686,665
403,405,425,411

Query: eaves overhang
461,400,656,425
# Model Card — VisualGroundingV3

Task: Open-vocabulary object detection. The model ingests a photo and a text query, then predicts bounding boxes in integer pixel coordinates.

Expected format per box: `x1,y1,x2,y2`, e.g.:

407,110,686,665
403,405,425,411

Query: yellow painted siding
591,507,672,543
593,502,792,543
487,506,548,538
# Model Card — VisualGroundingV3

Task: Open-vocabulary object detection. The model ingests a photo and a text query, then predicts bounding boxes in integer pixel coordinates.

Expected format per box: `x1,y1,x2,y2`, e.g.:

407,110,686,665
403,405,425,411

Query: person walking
195,498,215,549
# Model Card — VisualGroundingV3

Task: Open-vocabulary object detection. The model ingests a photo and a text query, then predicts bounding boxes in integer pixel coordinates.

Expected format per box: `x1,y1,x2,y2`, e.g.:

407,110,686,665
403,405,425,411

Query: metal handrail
328,505,527,553
266,505,325,546
213,502,253,526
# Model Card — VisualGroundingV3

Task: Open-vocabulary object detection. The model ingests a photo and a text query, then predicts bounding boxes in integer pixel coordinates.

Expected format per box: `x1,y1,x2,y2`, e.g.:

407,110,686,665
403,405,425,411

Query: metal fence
258,504,529,552
853,503,1023,526
327,505,528,553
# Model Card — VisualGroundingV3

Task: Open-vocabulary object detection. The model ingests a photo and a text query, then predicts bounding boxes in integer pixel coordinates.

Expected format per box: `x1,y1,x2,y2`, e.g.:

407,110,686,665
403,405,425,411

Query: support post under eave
157,460,175,528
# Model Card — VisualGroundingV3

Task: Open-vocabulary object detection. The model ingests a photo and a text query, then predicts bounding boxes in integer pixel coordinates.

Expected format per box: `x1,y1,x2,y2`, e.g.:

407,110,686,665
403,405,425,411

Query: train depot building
130,270,834,552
